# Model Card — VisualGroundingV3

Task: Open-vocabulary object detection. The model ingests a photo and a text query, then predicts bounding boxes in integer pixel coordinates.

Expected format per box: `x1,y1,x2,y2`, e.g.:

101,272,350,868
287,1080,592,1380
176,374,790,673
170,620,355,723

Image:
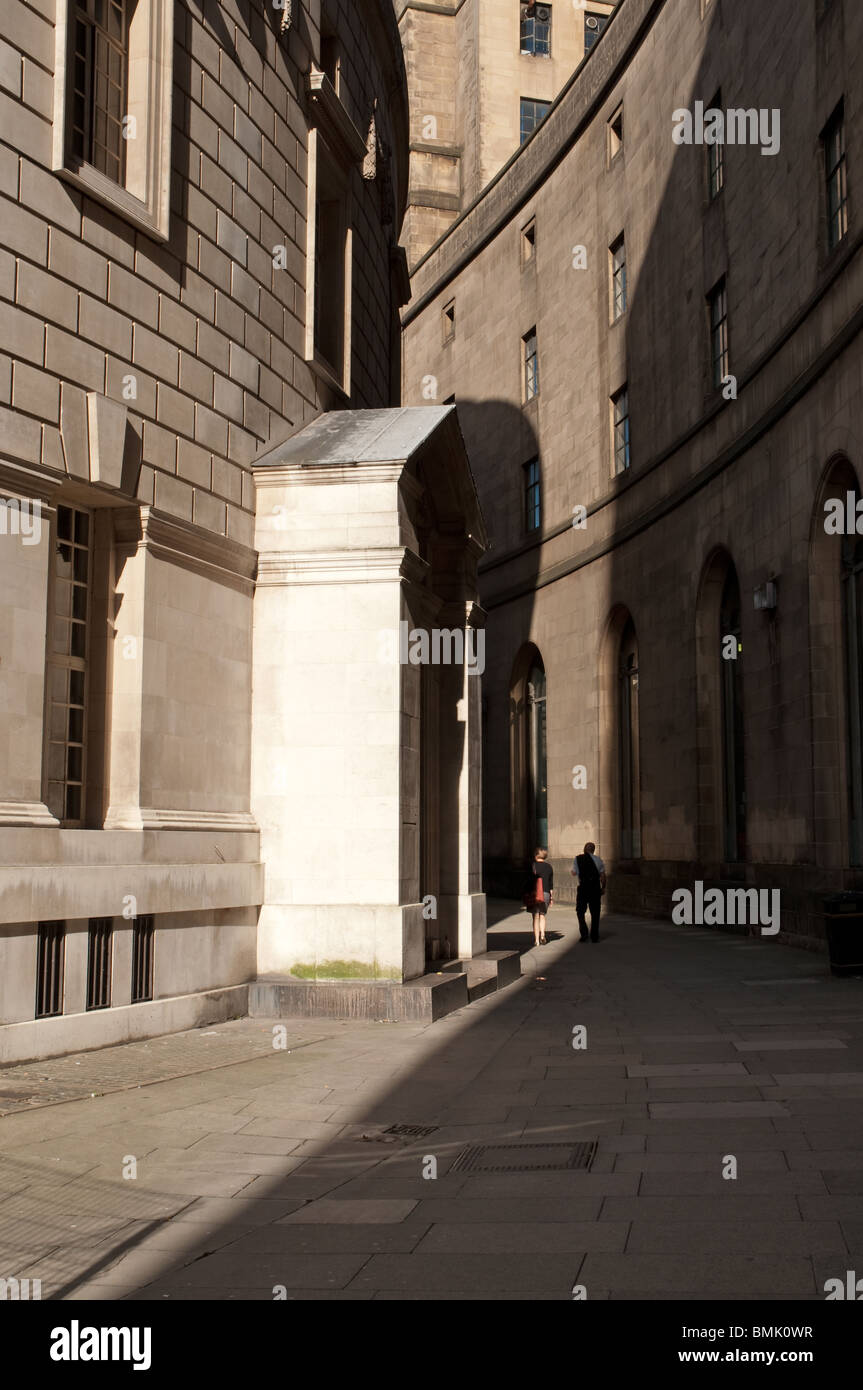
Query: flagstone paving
1,904,862,1300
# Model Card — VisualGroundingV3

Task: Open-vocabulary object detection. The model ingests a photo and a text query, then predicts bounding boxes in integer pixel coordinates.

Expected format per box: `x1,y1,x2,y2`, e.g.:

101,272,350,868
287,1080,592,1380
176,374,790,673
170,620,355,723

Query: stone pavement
2,902,863,1301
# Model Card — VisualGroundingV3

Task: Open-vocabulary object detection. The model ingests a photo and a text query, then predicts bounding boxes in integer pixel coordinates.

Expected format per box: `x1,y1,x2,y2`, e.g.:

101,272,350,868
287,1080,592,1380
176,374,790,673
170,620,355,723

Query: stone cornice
114,506,257,595
253,461,406,488
307,66,368,165
256,546,429,588
103,806,259,832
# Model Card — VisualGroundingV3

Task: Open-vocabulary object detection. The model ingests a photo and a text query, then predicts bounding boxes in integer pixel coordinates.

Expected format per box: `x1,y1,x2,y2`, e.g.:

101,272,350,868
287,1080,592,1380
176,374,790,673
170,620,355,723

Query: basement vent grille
451,1140,597,1173
383,1123,439,1138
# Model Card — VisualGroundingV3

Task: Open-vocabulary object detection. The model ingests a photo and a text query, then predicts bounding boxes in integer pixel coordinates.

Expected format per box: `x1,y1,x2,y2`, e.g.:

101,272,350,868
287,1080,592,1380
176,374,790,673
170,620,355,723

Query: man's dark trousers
576,888,602,941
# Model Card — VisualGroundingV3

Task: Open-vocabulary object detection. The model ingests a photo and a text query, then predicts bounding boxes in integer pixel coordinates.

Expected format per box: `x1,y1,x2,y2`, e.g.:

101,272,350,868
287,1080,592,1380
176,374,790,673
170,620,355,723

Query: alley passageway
1,905,862,1300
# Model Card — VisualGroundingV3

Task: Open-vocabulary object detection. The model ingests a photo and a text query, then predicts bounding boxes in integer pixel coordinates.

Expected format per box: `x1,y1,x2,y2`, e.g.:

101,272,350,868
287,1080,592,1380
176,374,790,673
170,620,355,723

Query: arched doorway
720,565,746,862
843,516,863,864
509,644,547,862
618,618,641,859
599,608,641,863
695,549,746,865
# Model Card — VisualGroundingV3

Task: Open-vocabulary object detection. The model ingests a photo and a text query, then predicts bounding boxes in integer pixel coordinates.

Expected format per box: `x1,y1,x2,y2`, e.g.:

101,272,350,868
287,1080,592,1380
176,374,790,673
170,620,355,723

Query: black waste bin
823,892,863,977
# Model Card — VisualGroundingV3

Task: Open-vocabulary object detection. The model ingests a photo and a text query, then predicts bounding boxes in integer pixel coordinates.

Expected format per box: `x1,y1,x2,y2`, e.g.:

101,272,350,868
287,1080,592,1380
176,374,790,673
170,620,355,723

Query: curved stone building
402,0,863,946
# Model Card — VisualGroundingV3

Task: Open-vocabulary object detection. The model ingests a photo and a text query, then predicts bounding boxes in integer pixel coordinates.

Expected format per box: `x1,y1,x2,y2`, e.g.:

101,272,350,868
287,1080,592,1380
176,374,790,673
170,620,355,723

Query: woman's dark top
533,861,553,893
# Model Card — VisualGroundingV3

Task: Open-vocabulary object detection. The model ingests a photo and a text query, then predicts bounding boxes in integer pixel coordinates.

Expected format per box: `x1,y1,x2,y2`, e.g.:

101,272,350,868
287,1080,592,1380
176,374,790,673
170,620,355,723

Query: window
720,568,746,862
521,3,552,57
618,621,641,858
310,135,350,390
36,922,65,1018
45,505,92,825
87,918,113,1010
131,915,155,1003
708,276,729,388
610,233,627,321
607,105,623,164
53,0,174,239
522,218,536,266
523,328,539,401
320,32,340,91
524,458,541,532
824,104,848,251
584,10,610,52
527,662,548,848
442,300,455,342
707,90,724,198
520,98,551,144
843,515,863,864
612,385,630,474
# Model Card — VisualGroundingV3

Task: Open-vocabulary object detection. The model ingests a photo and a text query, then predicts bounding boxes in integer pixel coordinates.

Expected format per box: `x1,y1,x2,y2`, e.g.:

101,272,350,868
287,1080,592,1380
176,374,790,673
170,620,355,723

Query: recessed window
442,300,456,342
523,328,539,401
131,915,155,1003
45,505,93,826
708,276,729,388
610,233,627,321
520,98,551,144
521,3,552,57
53,0,174,239
607,105,623,163
524,459,541,532
824,103,848,251
36,922,65,1018
522,218,537,266
87,918,113,1010
584,10,610,52
321,32,340,91
612,385,630,474
309,134,350,391
707,89,724,198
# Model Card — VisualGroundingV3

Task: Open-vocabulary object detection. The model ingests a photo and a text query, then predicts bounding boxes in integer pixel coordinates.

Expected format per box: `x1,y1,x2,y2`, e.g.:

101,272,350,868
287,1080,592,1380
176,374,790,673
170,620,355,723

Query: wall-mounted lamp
754,580,778,611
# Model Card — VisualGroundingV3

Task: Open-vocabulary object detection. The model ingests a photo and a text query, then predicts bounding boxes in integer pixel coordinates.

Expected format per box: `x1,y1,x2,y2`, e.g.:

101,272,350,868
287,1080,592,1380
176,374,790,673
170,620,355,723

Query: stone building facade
402,0,863,946
395,0,615,267
0,0,491,1061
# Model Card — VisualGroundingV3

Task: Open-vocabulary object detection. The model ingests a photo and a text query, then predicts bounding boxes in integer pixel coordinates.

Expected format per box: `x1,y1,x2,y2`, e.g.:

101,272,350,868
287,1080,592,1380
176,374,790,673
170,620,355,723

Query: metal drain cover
451,1140,597,1173
383,1123,439,1138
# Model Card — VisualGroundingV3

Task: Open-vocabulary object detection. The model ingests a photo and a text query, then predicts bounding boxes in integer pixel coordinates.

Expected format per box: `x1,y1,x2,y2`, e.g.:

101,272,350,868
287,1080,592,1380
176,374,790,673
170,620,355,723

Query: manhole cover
451,1140,597,1173
383,1123,439,1138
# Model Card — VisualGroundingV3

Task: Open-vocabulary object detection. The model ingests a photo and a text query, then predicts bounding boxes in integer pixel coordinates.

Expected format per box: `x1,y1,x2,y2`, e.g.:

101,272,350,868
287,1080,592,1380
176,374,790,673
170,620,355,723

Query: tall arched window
843,523,863,864
618,619,641,858
527,661,547,848
720,566,746,862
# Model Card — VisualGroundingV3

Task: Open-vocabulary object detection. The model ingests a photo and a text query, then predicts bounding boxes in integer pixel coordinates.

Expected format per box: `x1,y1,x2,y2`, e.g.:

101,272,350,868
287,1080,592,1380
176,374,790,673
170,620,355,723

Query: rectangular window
524,459,541,532
131,915,155,1003
523,328,539,401
520,98,551,144
610,233,627,320
824,104,848,250
607,105,623,164
442,300,455,342
521,3,552,57
612,385,630,474
584,10,610,51
707,90,724,198
87,917,113,1010
308,132,351,393
36,922,65,1018
53,0,174,240
45,504,92,826
522,217,536,266
708,276,729,388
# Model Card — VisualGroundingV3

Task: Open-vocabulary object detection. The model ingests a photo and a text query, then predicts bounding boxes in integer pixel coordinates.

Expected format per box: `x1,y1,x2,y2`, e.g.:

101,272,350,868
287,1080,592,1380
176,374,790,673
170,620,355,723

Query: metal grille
383,1123,439,1138
131,915,154,1003
86,918,113,1010
71,0,129,183
451,1140,597,1173
35,922,65,1019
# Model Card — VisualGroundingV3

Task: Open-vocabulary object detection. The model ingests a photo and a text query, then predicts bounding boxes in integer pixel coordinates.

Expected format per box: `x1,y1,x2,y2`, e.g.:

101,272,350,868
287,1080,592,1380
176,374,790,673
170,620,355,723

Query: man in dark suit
570,841,607,942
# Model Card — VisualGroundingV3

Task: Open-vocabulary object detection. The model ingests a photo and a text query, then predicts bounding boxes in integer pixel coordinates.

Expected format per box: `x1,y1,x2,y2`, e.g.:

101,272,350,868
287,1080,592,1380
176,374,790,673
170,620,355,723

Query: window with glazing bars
45,505,92,825
36,922,65,1018
520,98,551,144
610,233,627,320
87,918,113,1010
707,91,724,198
521,3,551,56
824,105,848,250
524,458,541,532
523,328,539,400
584,10,609,51
70,0,129,184
612,385,630,474
131,915,154,1003
709,277,729,388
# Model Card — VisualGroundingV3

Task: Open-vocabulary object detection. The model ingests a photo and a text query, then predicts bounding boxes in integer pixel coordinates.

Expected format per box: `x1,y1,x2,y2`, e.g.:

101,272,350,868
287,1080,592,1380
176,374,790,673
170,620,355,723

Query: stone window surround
52,0,174,241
